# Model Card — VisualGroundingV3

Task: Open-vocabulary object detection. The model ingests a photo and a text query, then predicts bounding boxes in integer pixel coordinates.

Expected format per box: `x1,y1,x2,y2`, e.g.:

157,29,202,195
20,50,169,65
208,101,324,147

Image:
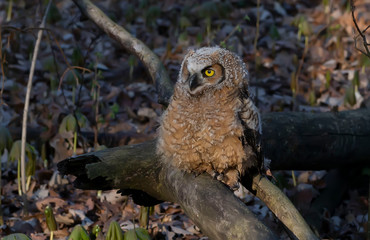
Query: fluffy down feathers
157,46,262,188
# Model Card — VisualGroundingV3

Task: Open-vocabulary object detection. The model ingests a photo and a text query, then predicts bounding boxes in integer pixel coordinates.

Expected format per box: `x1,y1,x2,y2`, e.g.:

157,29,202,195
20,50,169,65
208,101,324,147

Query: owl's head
178,46,248,95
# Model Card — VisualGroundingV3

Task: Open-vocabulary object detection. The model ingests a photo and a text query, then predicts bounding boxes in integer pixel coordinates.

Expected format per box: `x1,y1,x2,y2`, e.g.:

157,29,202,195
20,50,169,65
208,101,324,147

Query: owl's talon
229,182,240,191
216,173,224,181
210,171,219,179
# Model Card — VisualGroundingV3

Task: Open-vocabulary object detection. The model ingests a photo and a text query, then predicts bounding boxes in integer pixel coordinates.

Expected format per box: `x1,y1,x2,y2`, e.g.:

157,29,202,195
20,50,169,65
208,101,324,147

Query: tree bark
57,141,276,240
263,108,370,170
58,141,279,239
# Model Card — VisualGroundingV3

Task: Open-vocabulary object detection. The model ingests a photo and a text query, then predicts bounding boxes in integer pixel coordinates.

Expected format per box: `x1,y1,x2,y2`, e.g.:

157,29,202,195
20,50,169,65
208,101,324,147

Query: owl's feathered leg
223,169,240,190
214,169,240,190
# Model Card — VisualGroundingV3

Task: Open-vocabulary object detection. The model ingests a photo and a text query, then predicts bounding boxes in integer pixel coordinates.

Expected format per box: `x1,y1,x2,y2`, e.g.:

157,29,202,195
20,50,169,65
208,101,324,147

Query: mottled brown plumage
157,46,263,189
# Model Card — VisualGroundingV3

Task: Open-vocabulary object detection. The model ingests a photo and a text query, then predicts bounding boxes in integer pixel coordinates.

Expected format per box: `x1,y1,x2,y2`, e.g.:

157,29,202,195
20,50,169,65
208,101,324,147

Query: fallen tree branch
57,108,370,238
350,0,370,58
21,0,52,195
72,0,173,105
263,109,370,170
58,140,314,239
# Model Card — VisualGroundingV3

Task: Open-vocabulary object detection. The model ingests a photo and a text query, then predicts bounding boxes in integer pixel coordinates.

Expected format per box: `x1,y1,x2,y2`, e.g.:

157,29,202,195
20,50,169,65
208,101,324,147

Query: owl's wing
238,89,264,172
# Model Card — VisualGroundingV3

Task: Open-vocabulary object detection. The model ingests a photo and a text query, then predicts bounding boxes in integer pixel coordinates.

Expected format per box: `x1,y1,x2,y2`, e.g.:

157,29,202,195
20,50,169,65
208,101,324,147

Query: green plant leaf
106,221,124,240
9,140,36,163
353,70,360,88
135,228,151,240
110,103,120,119
292,15,312,38
91,225,101,238
2,233,31,240
68,225,90,240
309,90,316,106
123,230,137,240
26,154,36,177
344,83,356,106
179,16,191,30
44,205,57,231
76,112,88,128
123,228,151,240
269,24,280,40
59,114,77,133
290,71,296,95
9,140,21,163
139,206,154,228
46,2,62,24
325,70,331,88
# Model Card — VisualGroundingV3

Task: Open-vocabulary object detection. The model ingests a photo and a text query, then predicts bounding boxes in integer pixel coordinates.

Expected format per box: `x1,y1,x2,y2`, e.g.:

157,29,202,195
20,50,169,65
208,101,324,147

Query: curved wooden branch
72,0,174,105
58,138,322,239
252,175,318,240
58,140,278,239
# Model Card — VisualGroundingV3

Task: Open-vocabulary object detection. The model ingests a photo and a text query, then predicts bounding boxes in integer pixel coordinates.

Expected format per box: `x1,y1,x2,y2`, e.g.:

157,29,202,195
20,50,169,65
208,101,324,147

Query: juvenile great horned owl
157,46,263,189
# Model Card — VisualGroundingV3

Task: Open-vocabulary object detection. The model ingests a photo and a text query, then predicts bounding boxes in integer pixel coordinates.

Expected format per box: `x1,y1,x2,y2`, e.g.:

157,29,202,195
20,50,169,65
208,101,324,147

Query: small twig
295,36,309,96
46,31,75,111
252,175,319,240
58,66,92,89
351,0,370,58
0,27,6,106
21,0,52,195
6,0,13,21
220,23,242,47
76,33,102,110
253,0,261,106
253,0,261,53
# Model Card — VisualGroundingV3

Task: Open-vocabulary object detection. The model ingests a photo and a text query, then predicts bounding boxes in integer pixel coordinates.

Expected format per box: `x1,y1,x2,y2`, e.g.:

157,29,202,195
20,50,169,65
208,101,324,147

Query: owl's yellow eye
204,69,215,77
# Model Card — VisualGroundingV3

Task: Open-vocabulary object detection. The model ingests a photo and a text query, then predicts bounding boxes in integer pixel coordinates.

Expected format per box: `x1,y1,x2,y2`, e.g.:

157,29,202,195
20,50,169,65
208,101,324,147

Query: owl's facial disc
186,64,224,95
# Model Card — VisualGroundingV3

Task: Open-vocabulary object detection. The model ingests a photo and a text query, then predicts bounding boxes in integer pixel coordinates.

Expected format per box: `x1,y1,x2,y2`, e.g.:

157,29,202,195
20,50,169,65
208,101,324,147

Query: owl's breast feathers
157,85,262,185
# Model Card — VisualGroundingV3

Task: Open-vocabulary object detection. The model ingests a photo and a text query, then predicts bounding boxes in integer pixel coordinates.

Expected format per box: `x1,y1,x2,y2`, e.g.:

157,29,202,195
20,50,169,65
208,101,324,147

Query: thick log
263,109,370,170
58,140,278,240
59,139,322,239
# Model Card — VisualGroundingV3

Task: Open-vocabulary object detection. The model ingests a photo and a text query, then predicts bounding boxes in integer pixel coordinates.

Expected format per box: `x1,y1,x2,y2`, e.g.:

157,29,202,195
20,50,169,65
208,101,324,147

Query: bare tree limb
72,0,174,105
252,175,318,240
58,140,316,239
21,0,52,195
351,0,370,58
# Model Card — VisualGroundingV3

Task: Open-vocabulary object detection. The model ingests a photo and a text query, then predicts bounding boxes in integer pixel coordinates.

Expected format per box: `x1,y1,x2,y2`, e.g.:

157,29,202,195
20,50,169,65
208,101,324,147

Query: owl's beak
188,73,200,91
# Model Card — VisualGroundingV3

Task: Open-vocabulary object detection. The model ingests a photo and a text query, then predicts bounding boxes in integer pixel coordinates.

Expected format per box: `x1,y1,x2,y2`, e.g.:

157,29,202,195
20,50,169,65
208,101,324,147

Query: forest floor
0,0,369,239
